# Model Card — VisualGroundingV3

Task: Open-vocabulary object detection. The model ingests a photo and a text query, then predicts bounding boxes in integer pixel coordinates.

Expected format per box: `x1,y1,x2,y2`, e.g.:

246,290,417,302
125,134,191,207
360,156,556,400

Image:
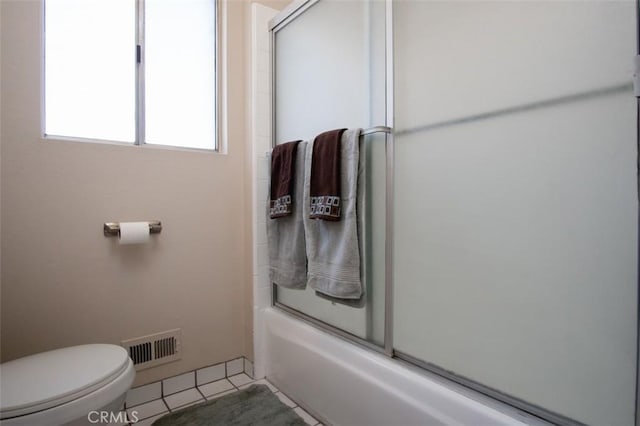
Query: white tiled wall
226,357,244,376
123,357,259,423
125,357,254,407
162,371,195,395
250,3,278,381
196,363,225,386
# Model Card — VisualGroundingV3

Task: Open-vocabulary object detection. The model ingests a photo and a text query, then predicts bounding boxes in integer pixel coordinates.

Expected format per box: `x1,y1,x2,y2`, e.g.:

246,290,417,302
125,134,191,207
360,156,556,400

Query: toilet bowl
0,344,135,426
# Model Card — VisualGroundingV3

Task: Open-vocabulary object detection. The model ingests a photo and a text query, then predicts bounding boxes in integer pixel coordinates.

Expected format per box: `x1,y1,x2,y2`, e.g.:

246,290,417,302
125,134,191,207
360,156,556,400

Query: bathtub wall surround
249,2,280,380
242,0,293,373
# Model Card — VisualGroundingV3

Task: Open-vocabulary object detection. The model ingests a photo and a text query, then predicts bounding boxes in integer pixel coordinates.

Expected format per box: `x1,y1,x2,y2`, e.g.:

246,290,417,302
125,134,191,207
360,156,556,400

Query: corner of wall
242,0,290,366
0,0,4,363
249,1,279,379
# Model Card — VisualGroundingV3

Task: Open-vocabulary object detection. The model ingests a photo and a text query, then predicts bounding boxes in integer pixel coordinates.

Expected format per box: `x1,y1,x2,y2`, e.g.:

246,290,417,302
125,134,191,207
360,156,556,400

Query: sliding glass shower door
392,1,637,424
271,0,638,422
272,0,387,345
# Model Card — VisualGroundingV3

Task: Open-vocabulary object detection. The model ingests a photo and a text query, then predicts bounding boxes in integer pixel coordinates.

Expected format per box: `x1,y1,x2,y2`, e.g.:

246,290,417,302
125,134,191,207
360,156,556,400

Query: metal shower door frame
268,1,640,425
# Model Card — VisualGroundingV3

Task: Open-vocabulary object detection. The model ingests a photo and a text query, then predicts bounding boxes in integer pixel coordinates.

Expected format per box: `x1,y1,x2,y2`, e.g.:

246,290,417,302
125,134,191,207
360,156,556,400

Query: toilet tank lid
0,344,130,418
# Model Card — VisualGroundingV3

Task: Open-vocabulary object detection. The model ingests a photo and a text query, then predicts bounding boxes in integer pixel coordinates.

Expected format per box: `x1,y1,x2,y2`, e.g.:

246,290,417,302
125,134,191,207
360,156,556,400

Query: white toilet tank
0,344,135,426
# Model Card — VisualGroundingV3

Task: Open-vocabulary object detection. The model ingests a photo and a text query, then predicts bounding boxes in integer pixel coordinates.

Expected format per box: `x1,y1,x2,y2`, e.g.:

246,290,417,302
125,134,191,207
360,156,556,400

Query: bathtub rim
268,305,562,426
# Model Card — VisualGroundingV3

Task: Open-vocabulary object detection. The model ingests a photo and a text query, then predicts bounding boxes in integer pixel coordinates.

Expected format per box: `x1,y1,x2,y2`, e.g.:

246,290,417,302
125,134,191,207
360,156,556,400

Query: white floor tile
206,389,238,400
109,411,129,426
294,407,318,426
126,399,167,421
169,398,206,412
198,378,235,397
126,382,161,408
275,391,296,408
228,373,254,387
164,388,204,410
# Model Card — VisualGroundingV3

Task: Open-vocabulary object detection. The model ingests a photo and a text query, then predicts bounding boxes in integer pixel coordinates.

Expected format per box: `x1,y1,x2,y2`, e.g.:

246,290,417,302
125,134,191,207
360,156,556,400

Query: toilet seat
0,344,133,420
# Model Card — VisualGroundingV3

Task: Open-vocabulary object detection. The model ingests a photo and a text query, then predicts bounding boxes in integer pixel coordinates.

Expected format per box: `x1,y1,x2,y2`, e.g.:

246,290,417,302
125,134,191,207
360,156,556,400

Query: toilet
0,344,135,426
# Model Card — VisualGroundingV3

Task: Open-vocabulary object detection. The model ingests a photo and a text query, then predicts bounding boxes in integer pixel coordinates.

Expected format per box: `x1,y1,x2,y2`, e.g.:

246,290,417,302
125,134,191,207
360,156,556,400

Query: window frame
42,0,222,153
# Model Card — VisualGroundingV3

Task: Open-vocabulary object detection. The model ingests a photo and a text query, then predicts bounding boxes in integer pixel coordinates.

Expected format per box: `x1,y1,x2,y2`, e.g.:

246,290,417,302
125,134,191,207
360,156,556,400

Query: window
44,0,217,151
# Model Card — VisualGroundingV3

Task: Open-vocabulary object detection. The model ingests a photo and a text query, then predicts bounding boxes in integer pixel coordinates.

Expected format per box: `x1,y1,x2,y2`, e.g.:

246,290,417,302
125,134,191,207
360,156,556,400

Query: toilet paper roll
118,222,150,245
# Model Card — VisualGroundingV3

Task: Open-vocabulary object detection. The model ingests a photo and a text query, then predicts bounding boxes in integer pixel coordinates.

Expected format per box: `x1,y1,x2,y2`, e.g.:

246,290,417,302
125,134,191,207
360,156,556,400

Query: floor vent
122,329,181,370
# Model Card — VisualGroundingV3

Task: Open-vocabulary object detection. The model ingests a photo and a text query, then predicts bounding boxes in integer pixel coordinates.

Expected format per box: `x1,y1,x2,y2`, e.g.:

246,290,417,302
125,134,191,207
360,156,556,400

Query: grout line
162,385,200,398
161,397,171,414
195,386,207,401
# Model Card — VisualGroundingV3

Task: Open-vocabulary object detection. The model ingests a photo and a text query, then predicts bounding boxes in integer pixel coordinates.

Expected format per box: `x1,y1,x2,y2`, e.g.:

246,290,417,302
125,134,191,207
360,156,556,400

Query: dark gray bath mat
152,384,307,426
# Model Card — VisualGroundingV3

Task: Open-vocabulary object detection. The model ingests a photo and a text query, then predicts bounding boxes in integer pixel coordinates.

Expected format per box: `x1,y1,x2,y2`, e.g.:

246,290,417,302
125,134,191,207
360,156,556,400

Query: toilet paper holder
103,221,162,237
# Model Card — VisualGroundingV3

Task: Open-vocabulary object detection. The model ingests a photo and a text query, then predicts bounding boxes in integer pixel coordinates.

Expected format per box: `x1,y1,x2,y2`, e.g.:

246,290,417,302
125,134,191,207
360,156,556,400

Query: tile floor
124,375,322,426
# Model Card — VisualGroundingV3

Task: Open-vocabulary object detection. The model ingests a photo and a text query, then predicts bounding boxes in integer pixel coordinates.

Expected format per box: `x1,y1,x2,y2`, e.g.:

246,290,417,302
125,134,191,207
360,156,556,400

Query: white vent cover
122,329,181,370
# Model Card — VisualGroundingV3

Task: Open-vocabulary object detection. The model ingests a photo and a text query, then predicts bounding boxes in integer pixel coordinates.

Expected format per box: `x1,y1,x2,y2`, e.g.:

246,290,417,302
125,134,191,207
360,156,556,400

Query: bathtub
263,308,546,426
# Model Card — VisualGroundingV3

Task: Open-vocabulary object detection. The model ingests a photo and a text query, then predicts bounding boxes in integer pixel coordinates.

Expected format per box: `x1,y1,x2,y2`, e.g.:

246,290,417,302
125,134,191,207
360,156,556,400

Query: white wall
248,2,279,380
0,0,285,386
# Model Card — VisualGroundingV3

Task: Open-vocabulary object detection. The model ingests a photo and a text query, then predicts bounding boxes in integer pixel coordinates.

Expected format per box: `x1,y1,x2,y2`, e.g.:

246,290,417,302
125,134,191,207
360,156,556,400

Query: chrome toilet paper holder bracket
103,221,162,237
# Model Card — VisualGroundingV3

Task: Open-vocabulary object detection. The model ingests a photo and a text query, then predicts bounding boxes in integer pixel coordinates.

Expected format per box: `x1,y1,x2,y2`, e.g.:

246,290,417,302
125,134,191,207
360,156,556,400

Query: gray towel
267,141,308,289
304,129,363,299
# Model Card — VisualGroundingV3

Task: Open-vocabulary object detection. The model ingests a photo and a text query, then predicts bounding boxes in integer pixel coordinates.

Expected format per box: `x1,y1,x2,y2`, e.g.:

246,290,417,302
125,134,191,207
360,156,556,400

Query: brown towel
270,140,301,219
309,128,346,221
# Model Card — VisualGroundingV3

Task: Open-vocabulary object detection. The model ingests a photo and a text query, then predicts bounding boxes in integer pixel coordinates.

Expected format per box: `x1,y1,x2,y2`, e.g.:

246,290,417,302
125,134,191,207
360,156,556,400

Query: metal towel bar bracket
360,125,392,136
103,221,162,237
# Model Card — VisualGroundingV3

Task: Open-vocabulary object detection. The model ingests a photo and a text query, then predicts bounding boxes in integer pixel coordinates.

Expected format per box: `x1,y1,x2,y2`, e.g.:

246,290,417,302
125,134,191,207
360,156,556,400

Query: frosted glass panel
145,0,216,150
45,0,135,142
393,2,637,425
274,0,386,343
